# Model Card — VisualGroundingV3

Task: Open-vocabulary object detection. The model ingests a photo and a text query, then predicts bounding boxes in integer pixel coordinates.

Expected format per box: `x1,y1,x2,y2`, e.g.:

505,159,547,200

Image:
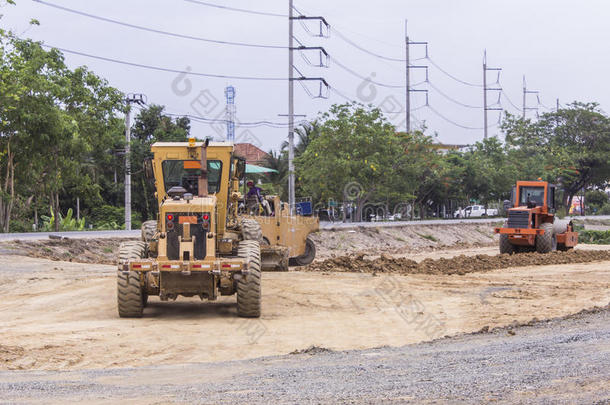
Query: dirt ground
0,244,609,371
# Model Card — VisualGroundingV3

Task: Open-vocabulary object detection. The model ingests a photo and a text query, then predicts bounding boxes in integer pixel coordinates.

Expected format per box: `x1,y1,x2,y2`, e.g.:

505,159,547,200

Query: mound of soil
304,250,610,276
1,238,137,265
311,223,500,260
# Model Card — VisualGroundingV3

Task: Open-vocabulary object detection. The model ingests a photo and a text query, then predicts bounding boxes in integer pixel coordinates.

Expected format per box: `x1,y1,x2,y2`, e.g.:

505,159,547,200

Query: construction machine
117,139,318,318
494,180,578,254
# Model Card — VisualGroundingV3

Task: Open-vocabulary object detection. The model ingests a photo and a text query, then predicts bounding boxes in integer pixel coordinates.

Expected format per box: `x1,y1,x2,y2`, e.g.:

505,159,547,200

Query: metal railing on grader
117,139,318,318
495,180,578,254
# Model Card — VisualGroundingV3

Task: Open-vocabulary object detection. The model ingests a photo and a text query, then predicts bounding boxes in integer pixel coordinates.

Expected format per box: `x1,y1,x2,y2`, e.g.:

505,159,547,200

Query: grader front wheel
236,240,262,318
117,241,147,318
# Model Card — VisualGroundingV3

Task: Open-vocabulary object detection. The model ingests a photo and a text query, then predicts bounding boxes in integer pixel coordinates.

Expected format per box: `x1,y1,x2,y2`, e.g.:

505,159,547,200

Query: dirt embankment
311,223,499,259
0,238,134,265
305,249,610,276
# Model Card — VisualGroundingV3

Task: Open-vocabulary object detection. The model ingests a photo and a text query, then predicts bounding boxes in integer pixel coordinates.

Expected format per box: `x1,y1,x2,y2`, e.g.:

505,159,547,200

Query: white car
454,205,498,218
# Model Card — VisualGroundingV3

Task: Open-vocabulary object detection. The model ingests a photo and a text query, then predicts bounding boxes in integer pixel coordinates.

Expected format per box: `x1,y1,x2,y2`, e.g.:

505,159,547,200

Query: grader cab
117,139,318,318
494,180,578,254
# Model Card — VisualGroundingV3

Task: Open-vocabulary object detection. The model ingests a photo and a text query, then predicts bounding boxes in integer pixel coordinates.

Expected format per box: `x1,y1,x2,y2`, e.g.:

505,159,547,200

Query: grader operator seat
167,186,187,199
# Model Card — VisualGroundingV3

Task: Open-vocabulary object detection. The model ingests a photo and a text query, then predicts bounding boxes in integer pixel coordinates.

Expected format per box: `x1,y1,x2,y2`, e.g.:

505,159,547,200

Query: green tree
263,149,288,200
0,31,125,231
130,105,190,220
282,120,320,157
457,136,518,207
297,103,437,220
502,103,610,214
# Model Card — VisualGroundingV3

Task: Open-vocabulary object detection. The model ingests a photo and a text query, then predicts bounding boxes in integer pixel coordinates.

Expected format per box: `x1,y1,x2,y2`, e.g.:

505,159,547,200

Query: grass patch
103,247,113,253
578,230,610,245
416,233,438,242
395,236,406,242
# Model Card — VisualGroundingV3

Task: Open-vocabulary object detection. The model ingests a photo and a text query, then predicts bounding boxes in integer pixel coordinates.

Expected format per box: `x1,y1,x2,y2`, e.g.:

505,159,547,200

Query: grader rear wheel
117,241,148,318
236,240,262,318
141,220,157,243
241,218,263,242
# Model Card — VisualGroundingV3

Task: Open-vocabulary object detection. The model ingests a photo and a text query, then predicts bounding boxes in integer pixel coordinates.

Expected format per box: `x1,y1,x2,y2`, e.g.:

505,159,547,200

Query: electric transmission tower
225,85,236,142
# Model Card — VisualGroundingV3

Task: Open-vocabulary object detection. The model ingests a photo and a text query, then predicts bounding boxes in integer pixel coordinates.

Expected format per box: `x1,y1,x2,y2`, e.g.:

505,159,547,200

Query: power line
171,113,305,128
333,28,405,63
427,57,483,87
330,56,405,88
427,105,498,130
182,0,286,17
427,81,483,109
501,90,521,112
33,0,287,50
35,42,287,81
132,104,304,128
538,99,556,111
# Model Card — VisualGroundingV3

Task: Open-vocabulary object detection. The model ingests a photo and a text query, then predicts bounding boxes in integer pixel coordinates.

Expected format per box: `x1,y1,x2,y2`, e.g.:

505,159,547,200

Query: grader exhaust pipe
198,138,210,197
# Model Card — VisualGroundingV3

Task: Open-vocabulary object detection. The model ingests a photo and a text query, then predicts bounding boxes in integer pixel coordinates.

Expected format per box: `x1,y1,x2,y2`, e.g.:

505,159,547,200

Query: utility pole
522,75,539,118
405,20,428,133
483,52,487,137
405,19,410,133
124,93,146,231
124,106,132,231
288,0,295,214
287,6,329,214
483,50,502,139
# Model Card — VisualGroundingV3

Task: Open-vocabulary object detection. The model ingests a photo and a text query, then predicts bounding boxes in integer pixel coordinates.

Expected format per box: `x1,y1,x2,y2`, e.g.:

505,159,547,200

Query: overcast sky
2,0,610,151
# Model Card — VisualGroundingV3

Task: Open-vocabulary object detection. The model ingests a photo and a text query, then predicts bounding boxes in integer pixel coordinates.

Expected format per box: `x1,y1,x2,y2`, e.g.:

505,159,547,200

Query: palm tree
281,121,320,157
264,150,288,199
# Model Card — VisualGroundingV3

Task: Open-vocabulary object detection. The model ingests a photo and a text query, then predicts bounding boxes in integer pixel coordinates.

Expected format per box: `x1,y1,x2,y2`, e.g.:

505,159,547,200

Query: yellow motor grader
117,139,318,318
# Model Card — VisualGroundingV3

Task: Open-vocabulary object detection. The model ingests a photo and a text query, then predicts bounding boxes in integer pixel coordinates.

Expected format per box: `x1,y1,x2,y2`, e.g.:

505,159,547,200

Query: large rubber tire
499,234,515,254
536,223,557,254
290,237,316,266
241,218,263,242
141,220,157,243
117,241,147,318
236,240,261,318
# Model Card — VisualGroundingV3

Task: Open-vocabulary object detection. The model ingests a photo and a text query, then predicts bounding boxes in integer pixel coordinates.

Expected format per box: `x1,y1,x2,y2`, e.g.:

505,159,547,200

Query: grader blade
261,245,289,272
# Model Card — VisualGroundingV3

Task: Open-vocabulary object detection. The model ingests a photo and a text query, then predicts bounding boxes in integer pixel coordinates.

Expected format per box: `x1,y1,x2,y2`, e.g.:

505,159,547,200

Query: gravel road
1,306,608,404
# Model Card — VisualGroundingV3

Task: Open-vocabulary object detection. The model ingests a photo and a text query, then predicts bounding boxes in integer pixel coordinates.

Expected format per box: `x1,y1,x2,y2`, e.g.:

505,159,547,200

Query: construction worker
246,181,272,215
